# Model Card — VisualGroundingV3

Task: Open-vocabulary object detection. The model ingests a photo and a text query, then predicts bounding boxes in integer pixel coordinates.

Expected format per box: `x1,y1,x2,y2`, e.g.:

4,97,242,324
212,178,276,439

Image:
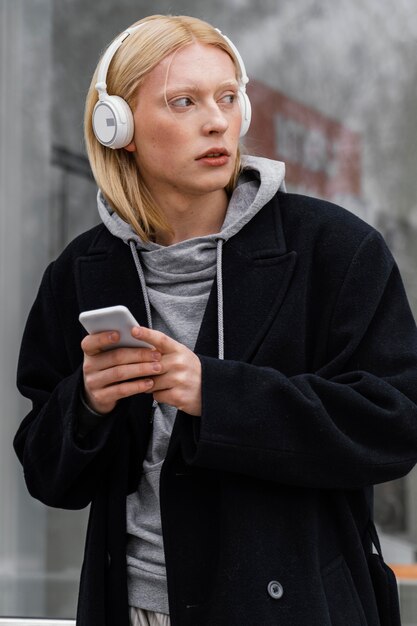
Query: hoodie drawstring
129,239,157,419
129,239,153,330
128,238,225,361
215,238,225,360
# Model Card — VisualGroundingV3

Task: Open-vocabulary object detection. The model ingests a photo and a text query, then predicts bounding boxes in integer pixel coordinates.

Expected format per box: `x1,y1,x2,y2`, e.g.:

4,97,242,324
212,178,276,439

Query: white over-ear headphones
92,22,252,149
215,28,252,138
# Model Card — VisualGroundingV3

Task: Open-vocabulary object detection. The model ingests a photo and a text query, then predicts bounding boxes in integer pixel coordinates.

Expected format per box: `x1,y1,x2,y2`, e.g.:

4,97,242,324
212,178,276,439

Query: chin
198,169,235,192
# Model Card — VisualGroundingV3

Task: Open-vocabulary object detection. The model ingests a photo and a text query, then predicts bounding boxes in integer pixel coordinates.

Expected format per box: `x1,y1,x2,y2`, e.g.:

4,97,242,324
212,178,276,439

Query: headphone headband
95,24,146,99
92,21,252,148
214,28,249,89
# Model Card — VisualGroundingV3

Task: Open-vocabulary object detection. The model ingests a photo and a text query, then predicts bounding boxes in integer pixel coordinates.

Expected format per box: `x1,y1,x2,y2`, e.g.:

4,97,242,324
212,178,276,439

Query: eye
219,93,237,105
170,96,194,108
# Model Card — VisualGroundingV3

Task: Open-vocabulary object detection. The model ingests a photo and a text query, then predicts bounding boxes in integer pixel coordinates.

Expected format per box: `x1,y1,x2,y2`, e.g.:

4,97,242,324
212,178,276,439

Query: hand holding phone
79,305,153,349
79,305,201,417
79,305,159,414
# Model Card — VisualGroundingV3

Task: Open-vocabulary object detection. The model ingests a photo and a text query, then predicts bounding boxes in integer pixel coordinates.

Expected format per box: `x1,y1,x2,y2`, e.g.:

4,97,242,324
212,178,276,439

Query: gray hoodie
97,155,286,614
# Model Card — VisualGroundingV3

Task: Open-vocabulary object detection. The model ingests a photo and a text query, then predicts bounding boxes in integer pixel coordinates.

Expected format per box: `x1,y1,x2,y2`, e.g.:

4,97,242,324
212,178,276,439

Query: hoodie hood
97,155,286,360
97,155,285,249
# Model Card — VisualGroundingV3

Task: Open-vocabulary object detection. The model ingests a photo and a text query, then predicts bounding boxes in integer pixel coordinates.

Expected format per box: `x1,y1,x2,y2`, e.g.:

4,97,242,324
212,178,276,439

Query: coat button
267,580,284,599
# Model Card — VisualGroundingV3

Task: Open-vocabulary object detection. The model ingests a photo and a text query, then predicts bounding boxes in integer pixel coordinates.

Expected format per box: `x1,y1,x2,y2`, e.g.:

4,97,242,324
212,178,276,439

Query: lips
196,147,230,160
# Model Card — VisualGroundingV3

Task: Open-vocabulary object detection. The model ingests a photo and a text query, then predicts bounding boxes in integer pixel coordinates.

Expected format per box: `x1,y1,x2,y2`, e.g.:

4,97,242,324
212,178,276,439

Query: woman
14,14,417,626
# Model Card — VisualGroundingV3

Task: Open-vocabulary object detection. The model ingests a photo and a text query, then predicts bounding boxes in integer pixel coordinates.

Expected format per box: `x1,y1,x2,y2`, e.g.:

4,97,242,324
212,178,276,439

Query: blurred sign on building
246,80,361,200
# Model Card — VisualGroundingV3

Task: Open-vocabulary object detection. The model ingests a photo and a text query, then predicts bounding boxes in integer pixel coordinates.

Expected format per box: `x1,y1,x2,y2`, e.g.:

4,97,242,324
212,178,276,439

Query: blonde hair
84,15,243,242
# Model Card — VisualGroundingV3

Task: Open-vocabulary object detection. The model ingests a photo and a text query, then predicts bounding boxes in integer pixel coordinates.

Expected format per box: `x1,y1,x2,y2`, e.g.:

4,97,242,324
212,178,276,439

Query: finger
151,388,175,405
145,348,199,390
85,360,162,390
151,385,201,416
83,346,161,375
81,331,120,356
151,386,189,412
131,326,177,354
89,377,155,410
148,364,187,393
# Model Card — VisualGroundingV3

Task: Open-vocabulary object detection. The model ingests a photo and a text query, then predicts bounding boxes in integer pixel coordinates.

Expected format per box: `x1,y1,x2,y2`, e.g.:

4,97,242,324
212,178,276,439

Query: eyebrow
165,79,239,97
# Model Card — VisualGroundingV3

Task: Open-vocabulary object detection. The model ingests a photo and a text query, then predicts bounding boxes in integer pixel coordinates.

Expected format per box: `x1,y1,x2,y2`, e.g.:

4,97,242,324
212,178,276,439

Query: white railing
0,621,75,625
398,579,417,626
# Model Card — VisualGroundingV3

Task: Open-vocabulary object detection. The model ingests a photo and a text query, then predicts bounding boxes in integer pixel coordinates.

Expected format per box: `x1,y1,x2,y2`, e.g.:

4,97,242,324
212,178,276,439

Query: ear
123,140,137,153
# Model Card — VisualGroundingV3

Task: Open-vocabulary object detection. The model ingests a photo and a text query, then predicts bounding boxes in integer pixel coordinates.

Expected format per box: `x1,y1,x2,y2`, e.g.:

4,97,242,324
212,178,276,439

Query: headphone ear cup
237,89,252,137
92,95,134,149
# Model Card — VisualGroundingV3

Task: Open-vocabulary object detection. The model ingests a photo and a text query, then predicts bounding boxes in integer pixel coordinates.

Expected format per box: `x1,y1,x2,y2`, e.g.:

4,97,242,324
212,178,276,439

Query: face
125,42,242,204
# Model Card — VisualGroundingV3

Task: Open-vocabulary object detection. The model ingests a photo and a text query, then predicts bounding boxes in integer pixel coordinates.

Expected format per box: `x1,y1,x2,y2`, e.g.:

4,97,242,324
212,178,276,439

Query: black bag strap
367,517,384,559
362,485,385,560
363,490,402,626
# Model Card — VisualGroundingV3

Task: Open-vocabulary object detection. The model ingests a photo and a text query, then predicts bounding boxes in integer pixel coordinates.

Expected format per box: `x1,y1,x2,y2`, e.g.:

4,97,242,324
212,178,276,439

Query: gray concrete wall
0,0,53,615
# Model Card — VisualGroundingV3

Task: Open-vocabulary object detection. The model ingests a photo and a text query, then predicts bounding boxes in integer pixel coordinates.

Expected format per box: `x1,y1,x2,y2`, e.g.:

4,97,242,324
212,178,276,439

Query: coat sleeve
14,262,146,510
182,230,417,489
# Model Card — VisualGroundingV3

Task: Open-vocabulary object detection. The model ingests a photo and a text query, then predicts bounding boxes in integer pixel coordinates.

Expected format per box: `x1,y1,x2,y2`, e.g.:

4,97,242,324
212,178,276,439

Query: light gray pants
129,607,171,626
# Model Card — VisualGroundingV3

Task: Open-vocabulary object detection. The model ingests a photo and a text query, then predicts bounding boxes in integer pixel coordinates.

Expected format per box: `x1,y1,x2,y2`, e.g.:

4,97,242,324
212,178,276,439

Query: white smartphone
79,305,154,350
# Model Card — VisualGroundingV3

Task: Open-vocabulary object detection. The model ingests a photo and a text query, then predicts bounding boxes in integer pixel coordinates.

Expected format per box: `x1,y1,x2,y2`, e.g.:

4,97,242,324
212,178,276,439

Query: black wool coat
14,191,417,625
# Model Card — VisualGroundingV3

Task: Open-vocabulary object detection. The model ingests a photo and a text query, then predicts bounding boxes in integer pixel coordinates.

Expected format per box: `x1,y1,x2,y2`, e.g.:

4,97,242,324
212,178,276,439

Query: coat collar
75,227,150,330
194,193,297,362
75,192,297,363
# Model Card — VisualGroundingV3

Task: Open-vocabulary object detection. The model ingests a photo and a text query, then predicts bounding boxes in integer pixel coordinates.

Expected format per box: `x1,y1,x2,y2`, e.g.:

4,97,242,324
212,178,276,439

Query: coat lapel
74,229,149,327
195,194,297,362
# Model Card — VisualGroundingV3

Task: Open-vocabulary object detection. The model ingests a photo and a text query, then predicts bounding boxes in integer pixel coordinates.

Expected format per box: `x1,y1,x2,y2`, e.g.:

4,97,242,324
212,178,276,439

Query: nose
201,102,229,135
